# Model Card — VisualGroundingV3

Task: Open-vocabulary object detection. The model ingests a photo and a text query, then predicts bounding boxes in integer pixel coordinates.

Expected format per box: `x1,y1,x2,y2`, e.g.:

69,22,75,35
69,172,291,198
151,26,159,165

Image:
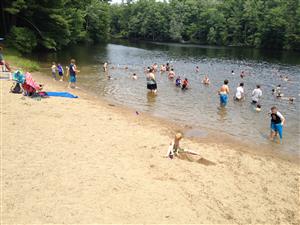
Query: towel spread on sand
46,92,78,98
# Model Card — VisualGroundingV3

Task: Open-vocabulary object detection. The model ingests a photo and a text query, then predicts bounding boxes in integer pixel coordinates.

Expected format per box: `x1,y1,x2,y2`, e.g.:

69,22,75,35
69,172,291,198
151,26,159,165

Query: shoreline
35,71,299,164
2,70,300,224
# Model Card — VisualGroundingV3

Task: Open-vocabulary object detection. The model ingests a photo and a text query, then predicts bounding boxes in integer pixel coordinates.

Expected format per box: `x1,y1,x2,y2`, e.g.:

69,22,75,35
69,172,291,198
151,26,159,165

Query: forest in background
1,0,300,53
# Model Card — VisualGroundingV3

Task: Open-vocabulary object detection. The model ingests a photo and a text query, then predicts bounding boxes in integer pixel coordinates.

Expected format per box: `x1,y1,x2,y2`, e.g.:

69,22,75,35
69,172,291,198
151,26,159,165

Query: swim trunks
220,94,228,105
69,75,76,83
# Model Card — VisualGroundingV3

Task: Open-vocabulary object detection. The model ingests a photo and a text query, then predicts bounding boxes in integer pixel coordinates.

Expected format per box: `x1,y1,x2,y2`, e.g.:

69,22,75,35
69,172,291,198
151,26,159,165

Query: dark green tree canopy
1,0,299,52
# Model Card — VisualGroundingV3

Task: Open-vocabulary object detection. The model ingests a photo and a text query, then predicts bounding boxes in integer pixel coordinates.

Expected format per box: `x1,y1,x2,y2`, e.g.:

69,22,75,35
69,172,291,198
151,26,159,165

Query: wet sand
1,72,300,224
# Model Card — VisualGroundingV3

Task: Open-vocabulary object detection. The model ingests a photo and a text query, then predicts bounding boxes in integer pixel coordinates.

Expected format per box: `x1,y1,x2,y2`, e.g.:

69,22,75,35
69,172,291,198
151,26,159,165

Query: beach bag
10,82,22,94
22,83,36,96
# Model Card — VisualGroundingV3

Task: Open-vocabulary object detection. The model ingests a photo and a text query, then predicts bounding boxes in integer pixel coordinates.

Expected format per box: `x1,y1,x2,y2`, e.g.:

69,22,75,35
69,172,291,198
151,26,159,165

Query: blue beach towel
46,92,78,98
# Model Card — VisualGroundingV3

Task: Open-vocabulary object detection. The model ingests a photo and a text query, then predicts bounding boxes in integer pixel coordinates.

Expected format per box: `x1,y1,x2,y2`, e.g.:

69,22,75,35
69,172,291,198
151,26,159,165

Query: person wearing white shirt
235,82,244,101
252,85,262,104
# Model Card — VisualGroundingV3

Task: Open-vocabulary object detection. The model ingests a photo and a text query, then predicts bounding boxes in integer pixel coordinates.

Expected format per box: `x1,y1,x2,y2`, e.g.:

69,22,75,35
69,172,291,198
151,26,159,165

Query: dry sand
1,72,299,224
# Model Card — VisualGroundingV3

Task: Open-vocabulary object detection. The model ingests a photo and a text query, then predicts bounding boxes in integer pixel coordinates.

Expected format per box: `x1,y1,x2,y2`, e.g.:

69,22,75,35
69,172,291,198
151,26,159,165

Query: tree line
1,0,299,53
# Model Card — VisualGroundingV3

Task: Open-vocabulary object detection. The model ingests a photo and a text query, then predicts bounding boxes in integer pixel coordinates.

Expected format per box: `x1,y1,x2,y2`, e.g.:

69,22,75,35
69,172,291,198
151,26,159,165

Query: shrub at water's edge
5,48,40,72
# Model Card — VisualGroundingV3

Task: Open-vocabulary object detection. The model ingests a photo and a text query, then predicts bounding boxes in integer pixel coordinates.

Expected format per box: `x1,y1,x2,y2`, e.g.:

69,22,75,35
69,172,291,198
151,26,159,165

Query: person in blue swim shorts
269,106,285,143
68,59,80,88
218,79,230,106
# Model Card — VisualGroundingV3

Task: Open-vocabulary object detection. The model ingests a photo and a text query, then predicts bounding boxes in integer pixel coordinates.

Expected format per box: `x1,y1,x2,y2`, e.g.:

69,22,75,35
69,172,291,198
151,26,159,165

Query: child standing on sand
57,63,64,81
51,62,57,80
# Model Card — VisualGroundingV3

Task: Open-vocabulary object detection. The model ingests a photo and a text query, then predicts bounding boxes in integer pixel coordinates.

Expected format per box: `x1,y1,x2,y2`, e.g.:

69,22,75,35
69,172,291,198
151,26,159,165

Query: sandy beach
1,72,300,224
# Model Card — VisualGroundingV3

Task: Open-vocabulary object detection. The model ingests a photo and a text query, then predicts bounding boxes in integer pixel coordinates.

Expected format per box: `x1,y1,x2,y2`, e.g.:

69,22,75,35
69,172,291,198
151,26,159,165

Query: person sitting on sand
218,79,230,106
68,59,80,89
0,46,11,72
175,76,181,87
132,73,138,80
269,106,285,144
166,133,183,158
168,68,175,79
202,75,210,85
235,82,245,101
166,132,200,159
182,78,189,90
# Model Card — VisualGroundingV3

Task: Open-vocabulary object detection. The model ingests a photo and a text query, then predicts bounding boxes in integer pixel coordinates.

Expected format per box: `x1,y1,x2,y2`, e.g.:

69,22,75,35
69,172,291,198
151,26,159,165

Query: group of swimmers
218,77,289,144
102,61,291,145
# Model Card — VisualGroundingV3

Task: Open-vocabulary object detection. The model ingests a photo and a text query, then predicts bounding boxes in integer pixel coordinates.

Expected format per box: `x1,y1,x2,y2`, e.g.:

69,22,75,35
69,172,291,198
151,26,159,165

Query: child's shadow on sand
177,153,216,166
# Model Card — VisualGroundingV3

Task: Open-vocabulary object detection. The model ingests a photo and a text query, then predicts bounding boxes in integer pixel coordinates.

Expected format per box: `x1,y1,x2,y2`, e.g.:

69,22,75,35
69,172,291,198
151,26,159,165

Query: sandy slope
1,73,299,224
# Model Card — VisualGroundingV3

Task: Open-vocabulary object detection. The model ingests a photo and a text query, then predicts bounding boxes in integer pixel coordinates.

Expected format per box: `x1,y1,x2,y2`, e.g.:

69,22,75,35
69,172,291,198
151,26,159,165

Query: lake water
33,40,300,156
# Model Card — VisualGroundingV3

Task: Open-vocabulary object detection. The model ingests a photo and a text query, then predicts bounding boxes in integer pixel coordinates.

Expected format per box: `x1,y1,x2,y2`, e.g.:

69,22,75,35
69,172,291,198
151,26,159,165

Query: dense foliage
110,0,300,50
1,0,111,53
1,0,299,52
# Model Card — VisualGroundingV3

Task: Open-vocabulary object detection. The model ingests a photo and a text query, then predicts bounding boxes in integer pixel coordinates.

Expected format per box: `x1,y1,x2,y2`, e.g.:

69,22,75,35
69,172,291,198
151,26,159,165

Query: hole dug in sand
177,152,216,166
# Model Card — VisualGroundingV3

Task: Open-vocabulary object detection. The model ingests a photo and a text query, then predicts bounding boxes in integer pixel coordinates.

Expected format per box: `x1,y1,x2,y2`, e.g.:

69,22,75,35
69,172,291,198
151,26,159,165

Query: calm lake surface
33,40,300,156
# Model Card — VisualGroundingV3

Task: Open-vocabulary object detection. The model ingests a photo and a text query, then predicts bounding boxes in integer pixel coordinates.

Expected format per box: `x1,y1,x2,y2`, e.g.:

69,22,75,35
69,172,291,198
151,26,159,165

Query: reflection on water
147,92,157,106
217,106,228,123
33,41,300,155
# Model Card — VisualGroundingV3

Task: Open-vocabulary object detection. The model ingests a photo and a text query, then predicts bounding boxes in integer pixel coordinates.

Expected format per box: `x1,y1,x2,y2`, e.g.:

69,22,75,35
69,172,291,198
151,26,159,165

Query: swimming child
195,66,200,72
152,63,158,72
175,76,181,87
160,64,166,72
235,82,244,101
132,73,138,80
281,97,295,103
51,62,57,80
231,70,235,75
168,68,175,79
269,106,285,144
275,85,283,97
103,62,108,72
252,85,262,104
166,63,170,72
202,75,210,85
57,63,64,81
182,78,189,90
255,104,261,112
240,71,245,79
68,59,80,88
218,80,230,106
